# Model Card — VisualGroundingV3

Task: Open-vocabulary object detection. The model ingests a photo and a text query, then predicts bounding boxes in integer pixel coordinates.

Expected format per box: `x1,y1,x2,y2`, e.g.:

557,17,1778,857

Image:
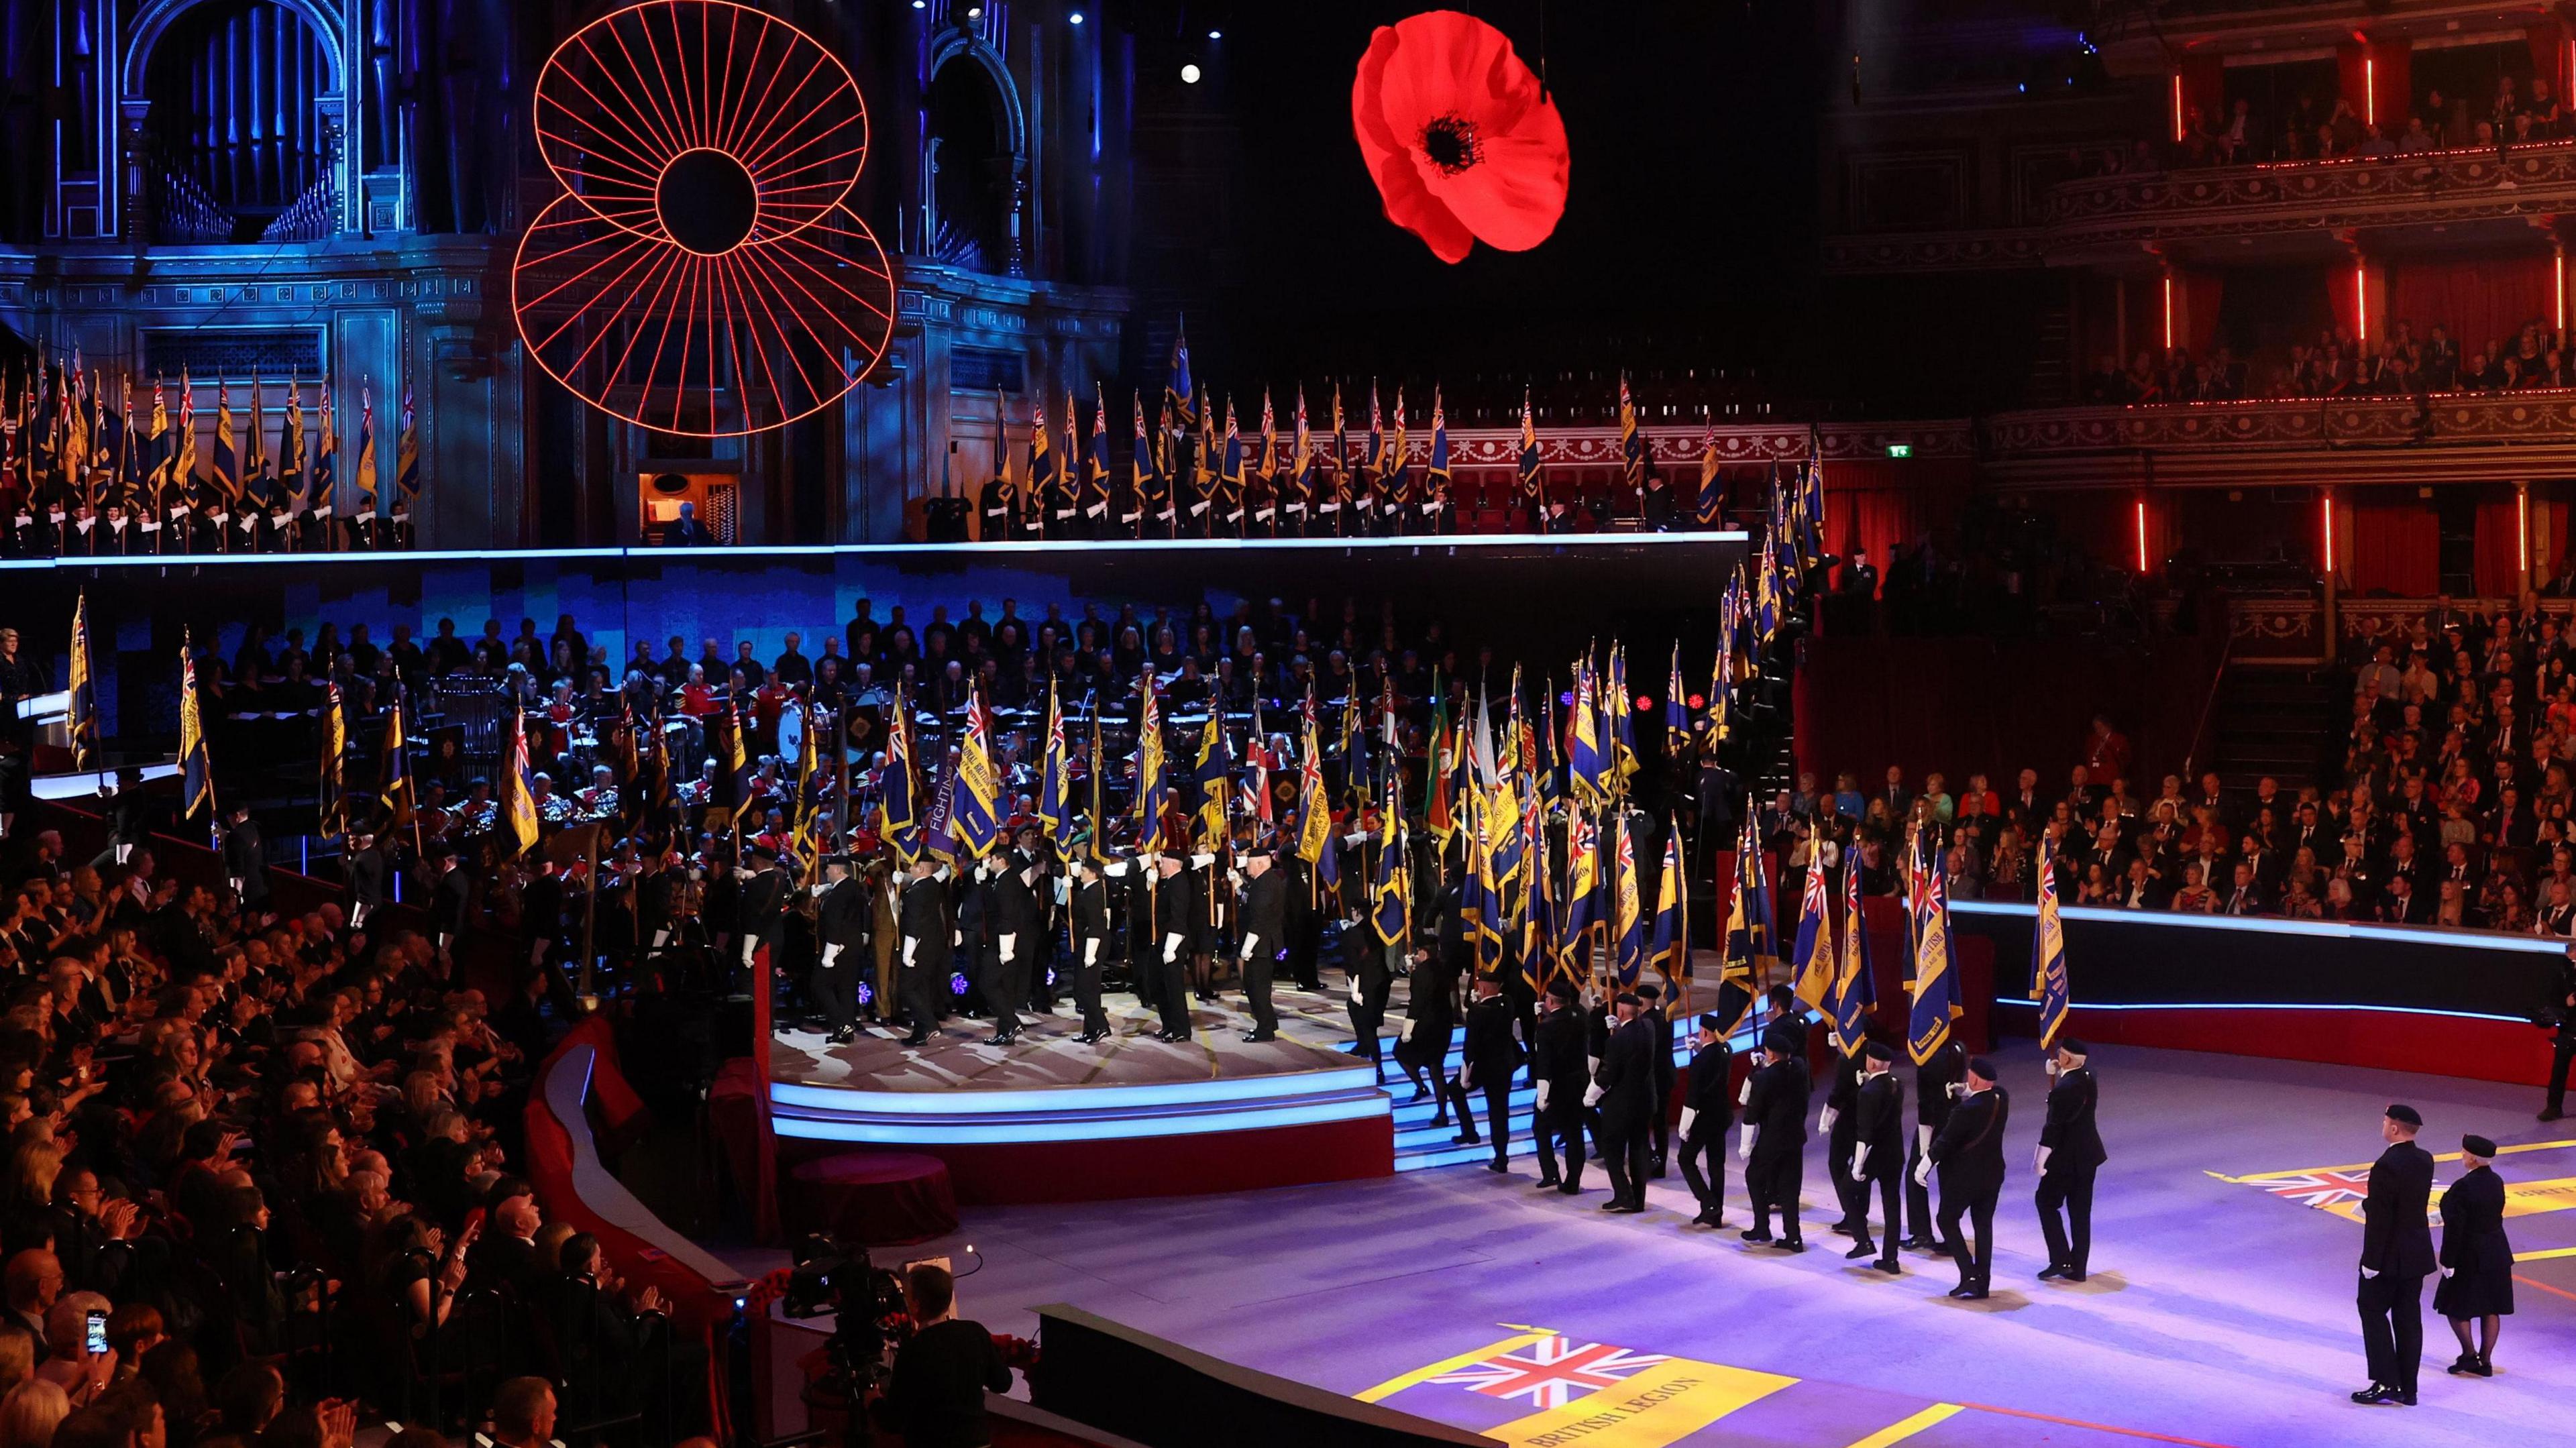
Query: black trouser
1853,1156,1902,1259
2036,1161,2098,1274
1904,1127,1939,1240
1939,1184,2000,1289
988,953,1027,1038
1071,954,1110,1035
1348,979,1390,1060
1677,1129,1724,1217
1601,1123,1650,1206
1536,1101,1585,1186
898,961,943,1039
1156,950,1192,1036
2548,1027,2576,1114
1827,1123,1859,1223
2358,1270,2427,1394
1244,955,1278,1037
1749,1148,1803,1240
1444,1072,1512,1160
1648,1072,1672,1164
810,946,856,1034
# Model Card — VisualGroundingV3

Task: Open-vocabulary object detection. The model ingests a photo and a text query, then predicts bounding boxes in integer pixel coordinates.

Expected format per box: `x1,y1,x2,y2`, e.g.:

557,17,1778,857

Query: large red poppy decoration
1352,10,1569,264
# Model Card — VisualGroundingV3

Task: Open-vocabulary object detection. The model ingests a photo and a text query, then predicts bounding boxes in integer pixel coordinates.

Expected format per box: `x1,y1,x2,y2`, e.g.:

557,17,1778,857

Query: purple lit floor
745,1044,2576,1448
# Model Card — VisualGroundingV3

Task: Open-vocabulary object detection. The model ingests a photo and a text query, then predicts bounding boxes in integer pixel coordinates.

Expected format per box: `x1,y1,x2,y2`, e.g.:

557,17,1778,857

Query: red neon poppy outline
532,0,869,249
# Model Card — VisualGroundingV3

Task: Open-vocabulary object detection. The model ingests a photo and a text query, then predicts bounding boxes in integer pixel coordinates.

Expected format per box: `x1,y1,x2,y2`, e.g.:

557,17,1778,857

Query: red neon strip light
2162,276,2175,351
2322,494,2337,575
2355,264,2369,345
2171,74,2184,143
2135,499,2149,573
2364,56,2375,127
2520,488,2531,573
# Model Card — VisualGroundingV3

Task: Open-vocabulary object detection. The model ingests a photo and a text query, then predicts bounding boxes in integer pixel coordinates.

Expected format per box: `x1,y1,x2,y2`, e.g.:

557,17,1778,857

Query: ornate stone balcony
2041,142,2576,255
1983,392,2576,489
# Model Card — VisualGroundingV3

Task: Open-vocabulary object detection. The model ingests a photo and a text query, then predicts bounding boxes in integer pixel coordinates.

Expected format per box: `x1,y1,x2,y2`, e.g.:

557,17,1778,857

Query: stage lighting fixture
1070,11,1084,22
1181,62,1201,82
1209,29,1222,39
968,5,982,15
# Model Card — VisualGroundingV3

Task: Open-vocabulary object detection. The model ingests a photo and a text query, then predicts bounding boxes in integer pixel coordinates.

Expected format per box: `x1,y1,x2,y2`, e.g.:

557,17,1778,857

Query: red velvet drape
2178,272,2225,357
2345,493,2439,596
1819,458,1972,570
2385,255,2557,357
2475,494,2528,598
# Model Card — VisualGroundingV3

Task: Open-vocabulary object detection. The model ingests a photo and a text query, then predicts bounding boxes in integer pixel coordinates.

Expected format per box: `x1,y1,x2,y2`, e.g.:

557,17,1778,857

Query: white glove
1851,1145,1870,1182
1191,852,1216,869
2036,1145,2053,1174
820,943,843,969
1163,931,1185,962
1738,1076,1754,1107
1915,1123,1931,1156
1819,1105,1839,1135
1582,1081,1605,1107
1536,1081,1553,1111
2360,1266,2380,1280
1083,938,1101,966
1678,1106,1699,1139
999,933,1018,959
2439,1265,2454,1278
1738,1126,1756,1162
1913,1156,1933,1186
1240,932,1261,962
740,938,757,966
902,938,918,967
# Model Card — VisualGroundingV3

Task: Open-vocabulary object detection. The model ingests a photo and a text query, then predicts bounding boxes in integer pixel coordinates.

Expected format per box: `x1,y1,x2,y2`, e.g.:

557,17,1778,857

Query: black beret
1864,1041,1896,1062
1636,983,1660,1001
1548,979,1579,1003
2386,1103,2422,1127
1613,991,1642,1008
1966,1056,1998,1080
2056,1038,2088,1058
2463,1134,2498,1158
1762,1021,1805,1056
1697,1013,1723,1033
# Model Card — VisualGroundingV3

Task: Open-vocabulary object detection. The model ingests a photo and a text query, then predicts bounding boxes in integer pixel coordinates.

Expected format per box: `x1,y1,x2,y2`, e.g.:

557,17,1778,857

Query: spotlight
968,4,983,15
1181,62,1201,83
912,1,924,7
1208,29,1223,39
1069,10,1084,21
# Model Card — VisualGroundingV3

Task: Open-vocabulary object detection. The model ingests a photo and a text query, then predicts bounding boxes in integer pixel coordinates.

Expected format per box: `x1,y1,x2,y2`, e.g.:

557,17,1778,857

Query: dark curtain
2346,492,2439,597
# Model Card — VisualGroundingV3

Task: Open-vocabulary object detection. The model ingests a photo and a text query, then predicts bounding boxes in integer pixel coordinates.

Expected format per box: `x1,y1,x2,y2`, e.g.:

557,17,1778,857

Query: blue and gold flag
178,642,213,822
951,687,1001,860
1831,844,1878,1054
397,385,421,502
1611,814,1644,989
211,379,239,502
1617,374,1644,496
1664,643,1690,757
1038,677,1072,856
1426,388,1450,495
1568,655,1605,806
1696,415,1723,526
1908,842,1959,1064
1518,388,1542,502
880,683,920,862
320,682,349,839
1135,667,1170,852
354,387,379,518
379,696,413,827
66,592,96,770
1296,693,1332,868
1027,394,1056,500
503,706,541,856
1165,319,1195,430
2032,846,2072,1049
1192,706,1230,850
1371,771,1409,947
1790,845,1835,1010
1721,805,1773,1034
1648,816,1686,997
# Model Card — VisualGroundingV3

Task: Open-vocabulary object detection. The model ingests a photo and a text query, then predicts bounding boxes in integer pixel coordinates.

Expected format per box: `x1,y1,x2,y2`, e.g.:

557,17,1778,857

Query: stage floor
769,972,1733,1093
771,1043,2576,1448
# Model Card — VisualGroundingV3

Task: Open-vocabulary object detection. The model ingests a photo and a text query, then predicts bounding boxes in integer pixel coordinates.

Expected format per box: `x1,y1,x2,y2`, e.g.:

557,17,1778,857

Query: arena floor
852,1043,2576,1448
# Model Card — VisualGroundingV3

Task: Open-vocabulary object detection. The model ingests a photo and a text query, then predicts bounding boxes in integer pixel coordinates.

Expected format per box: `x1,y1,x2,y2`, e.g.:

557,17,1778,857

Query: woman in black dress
2435,1133,2514,1376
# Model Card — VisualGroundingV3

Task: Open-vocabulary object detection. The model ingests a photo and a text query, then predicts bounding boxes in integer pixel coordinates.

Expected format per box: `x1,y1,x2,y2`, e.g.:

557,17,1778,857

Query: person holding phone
32,1293,115,1405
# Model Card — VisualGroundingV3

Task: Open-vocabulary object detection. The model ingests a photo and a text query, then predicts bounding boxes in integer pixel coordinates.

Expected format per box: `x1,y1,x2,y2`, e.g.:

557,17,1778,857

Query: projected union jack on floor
513,0,895,437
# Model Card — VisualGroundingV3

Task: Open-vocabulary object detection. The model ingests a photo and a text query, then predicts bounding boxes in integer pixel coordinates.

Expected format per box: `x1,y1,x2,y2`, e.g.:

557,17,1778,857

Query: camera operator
874,1263,1011,1448
2540,946,2576,1122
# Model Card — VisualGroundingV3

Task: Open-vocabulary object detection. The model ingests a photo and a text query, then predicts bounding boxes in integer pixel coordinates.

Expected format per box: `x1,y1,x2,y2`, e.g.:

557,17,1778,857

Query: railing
2177,632,2233,782
2042,139,2576,239
1986,391,2576,455
2228,594,2576,663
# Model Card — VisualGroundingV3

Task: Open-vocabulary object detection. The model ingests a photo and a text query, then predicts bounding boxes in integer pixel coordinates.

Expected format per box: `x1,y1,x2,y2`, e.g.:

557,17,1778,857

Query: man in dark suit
896,856,951,1048
1148,852,1197,1041
2035,1039,2108,1282
1823,1043,1866,1235
221,804,270,915
2353,1103,2437,1406
1639,982,1675,1175
1676,1011,1734,1226
429,842,472,964
1739,1022,1811,1250
1067,854,1114,1044
345,827,387,931
1236,848,1289,1042
1591,991,1656,1212
1448,973,1523,1171
663,500,714,547
1923,1054,2009,1298
1847,1041,1905,1272
1532,979,1590,1194
1904,1035,1966,1249
985,846,1046,1046
812,854,867,1044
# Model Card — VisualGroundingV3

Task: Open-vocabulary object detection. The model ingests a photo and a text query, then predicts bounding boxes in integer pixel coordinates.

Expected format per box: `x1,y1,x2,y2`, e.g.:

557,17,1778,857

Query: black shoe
1535,1176,1562,1190
902,1033,930,1047
826,1027,855,1045
2471,1355,2494,1377
1408,1086,1430,1102
1900,1235,1935,1251
1649,1158,1667,1178
1739,1228,1773,1243
1872,1259,1901,1274
1485,1160,1509,1174
1600,1199,1628,1212
2445,1355,2478,1376
1608,1202,1646,1215
2037,1264,2067,1281
1452,1131,1480,1146
1845,1241,1877,1260
2542,1108,2565,1122
1778,1238,1806,1253
1829,1219,1859,1237
1558,1182,1584,1196
2064,1269,2087,1283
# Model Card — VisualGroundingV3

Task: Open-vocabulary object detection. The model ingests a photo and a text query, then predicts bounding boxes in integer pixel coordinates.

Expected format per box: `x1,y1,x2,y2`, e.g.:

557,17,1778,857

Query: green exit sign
1886,443,1912,459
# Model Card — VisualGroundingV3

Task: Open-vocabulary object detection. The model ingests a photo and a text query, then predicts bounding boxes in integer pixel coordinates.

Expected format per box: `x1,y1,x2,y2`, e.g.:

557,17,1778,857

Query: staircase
2206,663,2339,801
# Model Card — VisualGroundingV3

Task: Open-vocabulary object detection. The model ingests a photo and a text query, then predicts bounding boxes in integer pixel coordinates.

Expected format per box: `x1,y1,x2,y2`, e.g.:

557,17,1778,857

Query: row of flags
2,351,415,522
994,323,1835,529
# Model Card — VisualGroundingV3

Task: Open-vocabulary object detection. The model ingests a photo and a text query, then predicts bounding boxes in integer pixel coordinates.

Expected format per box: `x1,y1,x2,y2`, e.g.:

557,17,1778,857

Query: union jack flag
1427,1337,1672,1409
2247,1168,2375,1215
